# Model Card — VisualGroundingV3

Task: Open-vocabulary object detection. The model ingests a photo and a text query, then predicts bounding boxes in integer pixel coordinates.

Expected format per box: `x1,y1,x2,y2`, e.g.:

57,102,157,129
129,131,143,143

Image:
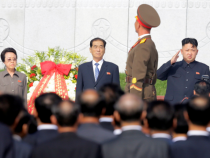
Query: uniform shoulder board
140,38,147,44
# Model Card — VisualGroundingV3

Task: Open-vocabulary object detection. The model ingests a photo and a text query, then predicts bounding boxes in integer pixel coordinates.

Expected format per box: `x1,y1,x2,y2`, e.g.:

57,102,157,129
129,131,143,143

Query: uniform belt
125,76,132,83
125,76,153,85
144,78,153,85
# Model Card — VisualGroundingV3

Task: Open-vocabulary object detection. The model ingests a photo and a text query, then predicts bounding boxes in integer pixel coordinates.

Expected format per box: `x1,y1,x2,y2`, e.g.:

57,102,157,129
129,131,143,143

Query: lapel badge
18,80,22,82
196,72,200,75
107,72,111,75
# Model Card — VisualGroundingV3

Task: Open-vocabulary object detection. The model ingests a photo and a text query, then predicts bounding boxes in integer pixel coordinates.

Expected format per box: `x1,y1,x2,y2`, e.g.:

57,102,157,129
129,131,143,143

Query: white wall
0,0,210,72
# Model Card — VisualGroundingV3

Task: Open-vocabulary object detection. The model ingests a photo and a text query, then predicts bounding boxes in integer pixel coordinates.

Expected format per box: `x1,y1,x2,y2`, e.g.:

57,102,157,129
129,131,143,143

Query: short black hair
52,100,79,127
14,109,31,133
146,101,174,131
77,91,105,117
99,83,124,116
194,80,210,96
187,96,210,126
0,95,24,126
90,37,106,48
182,38,198,47
115,96,143,122
174,104,188,134
1,47,17,62
35,93,62,123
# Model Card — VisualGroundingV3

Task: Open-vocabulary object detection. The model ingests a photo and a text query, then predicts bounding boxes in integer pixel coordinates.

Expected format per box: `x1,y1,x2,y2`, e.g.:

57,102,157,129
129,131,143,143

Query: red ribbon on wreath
27,61,72,114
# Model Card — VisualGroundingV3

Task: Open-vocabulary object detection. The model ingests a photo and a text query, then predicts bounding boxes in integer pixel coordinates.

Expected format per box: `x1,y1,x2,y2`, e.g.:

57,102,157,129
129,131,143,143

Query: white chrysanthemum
50,57,54,62
71,63,76,69
70,73,74,78
27,93,32,101
33,81,40,88
26,65,30,72
29,86,36,93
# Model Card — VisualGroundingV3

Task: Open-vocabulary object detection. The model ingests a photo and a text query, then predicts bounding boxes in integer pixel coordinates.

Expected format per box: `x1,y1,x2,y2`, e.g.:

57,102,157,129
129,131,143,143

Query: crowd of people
0,81,209,158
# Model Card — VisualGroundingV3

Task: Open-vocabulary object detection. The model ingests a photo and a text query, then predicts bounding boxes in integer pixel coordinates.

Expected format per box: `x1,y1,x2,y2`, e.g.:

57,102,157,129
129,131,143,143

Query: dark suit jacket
76,60,120,96
157,60,210,105
0,123,14,158
14,140,31,158
77,123,116,144
23,129,58,147
103,130,169,158
31,132,102,158
100,122,114,131
170,136,210,158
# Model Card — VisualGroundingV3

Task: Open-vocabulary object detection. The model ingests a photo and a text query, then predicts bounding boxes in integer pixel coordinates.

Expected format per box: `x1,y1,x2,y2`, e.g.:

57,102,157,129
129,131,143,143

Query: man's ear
77,114,83,124
101,108,106,116
184,111,189,122
143,119,149,128
193,90,196,95
114,111,121,123
141,111,147,120
50,115,57,125
33,108,38,118
173,118,177,129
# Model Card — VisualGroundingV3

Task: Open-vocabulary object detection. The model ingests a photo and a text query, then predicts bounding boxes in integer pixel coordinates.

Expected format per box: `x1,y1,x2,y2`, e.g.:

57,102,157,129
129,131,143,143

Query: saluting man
157,38,210,105
125,4,161,102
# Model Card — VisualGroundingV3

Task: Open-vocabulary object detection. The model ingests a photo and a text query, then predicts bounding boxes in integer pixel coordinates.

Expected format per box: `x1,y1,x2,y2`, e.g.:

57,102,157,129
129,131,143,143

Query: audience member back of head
102,94,169,158
99,83,124,131
146,101,174,144
171,96,210,158
77,89,116,144
31,100,102,158
23,93,62,146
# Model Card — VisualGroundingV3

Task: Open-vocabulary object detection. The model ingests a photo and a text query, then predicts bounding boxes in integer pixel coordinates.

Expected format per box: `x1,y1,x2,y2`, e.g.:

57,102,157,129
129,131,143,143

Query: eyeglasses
6,58,17,62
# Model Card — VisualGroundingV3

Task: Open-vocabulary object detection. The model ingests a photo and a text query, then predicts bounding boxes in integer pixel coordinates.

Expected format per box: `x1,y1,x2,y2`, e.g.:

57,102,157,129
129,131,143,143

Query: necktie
95,63,99,81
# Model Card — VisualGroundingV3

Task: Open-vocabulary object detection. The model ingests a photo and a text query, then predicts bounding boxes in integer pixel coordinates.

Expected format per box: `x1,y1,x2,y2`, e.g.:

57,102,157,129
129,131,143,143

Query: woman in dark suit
0,48,27,106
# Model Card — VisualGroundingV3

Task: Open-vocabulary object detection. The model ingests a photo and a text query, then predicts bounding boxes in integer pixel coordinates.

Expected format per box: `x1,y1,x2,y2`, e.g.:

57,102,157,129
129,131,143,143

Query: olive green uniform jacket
125,35,158,102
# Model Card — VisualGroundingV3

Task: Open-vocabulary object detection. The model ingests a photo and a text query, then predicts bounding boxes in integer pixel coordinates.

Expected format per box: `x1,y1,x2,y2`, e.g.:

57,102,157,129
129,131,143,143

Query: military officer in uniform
125,4,161,102
157,38,210,105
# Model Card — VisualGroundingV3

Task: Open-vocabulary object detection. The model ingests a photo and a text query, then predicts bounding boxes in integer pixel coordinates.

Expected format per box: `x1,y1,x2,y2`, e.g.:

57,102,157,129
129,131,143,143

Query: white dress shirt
122,125,142,131
99,117,113,123
172,136,187,142
187,130,209,136
151,133,171,139
206,127,210,133
92,59,104,81
138,34,150,40
37,124,58,131
113,129,122,135
13,134,22,141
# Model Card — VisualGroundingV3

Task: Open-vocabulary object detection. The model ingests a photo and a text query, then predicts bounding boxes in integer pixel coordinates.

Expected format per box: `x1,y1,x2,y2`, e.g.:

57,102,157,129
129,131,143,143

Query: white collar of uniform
172,136,187,142
187,130,209,136
13,134,22,141
152,133,171,139
122,125,142,131
37,124,58,131
113,129,122,135
92,59,103,66
99,117,113,122
138,34,150,40
206,127,210,132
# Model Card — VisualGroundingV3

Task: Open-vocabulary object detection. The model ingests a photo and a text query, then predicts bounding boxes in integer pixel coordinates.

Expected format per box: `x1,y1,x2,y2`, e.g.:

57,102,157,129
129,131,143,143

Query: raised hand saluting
171,50,181,65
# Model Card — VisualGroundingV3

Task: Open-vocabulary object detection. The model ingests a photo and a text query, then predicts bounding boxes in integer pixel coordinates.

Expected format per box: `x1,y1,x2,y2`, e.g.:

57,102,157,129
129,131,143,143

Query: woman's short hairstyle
1,48,17,62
